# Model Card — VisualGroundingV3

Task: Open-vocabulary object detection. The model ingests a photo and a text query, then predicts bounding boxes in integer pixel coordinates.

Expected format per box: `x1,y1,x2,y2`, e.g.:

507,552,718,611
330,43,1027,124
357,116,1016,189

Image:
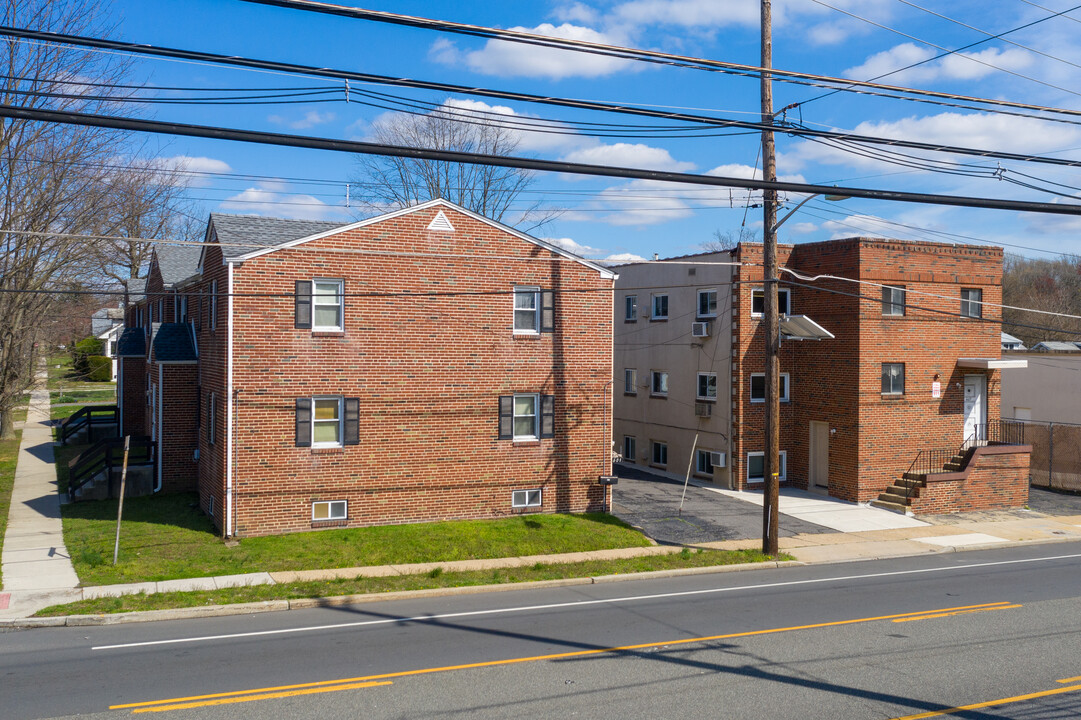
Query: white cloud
220,187,343,221
433,23,636,79
553,2,601,24
561,143,695,172
152,155,232,187
267,110,337,130
614,0,759,28
544,236,604,256
821,214,894,239
601,252,649,264
844,43,1034,84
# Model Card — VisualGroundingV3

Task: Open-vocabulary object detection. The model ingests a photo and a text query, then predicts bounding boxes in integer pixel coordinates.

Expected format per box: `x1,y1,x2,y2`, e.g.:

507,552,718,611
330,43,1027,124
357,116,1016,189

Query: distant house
116,200,616,537
1030,341,1081,352
1001,332,1026,351
91,307,126,381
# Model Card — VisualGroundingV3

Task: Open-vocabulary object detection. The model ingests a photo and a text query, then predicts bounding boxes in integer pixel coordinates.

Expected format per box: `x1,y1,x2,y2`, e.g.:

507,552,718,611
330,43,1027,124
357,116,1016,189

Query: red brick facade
732,238,1008,506
123,201,614,536
910,445,1030,514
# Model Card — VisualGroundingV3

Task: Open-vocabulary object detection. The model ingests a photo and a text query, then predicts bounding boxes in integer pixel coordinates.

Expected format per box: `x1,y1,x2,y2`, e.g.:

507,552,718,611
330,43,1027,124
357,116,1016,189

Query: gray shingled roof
126,277,147,302
151,323,197,363
155,243,203,285
116,327,146,357
210,213,347,260
1032,341,1081,352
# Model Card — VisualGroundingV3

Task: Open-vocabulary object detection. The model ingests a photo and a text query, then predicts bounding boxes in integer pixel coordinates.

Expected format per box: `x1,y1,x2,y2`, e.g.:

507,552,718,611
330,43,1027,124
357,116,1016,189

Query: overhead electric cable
6,104,1081,216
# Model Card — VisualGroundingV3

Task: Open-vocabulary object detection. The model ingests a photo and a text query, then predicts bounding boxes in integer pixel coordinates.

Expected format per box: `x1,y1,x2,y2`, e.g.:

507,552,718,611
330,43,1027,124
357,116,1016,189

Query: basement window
747,451,786,484
512,489,542,508
313,500,347,521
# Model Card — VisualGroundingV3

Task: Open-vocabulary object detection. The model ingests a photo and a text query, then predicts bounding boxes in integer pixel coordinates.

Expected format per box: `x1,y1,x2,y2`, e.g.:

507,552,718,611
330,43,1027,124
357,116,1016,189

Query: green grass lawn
34,547,784,616
47,354,114,393
51,405,91,423
50,389,116,405
0,431,22,587
61,493,654,586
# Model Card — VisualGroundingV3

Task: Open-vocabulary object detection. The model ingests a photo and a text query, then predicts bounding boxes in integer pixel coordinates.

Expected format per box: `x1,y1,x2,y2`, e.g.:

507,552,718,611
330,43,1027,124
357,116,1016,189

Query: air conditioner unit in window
710,451,727,467
694,402,713,417
691,321,711,338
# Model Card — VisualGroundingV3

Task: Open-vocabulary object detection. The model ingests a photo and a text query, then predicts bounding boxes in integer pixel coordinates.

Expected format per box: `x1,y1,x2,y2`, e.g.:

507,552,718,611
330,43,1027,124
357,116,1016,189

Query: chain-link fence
1018,420,1081,492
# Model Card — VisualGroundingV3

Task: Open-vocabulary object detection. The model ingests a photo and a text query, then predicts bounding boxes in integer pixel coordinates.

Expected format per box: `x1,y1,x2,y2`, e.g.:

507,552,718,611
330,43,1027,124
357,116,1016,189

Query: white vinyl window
624,368,637,394
882,286,906,316
751,288,790,317
313,500,347,521
696,449,714,475
651,371,669,396
747,451,786,483
961,288,982,318
312,396,343,447
512,489,542,508
697,372,717,400
651,294,669,320
513,393,539,440
652,441,668,467
313,279,343,330
698,289,718,318
514,286,540,333
750,373,790,403
623,436,636,463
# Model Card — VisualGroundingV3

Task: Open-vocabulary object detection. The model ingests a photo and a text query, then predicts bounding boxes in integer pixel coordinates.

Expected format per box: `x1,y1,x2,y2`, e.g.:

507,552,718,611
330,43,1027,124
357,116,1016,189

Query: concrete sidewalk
0,374,81,619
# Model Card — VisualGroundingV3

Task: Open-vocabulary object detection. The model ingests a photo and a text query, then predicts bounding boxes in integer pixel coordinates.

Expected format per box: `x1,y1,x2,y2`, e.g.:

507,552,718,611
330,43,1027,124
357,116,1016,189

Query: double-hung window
697,372,717,401
295,280,344,331
624,368,637,395
514,286,540,333
651,370,669,396
750,373,790,402
625,295,638,322
751,288,790,316
747,451,786,483
882,286,905,316
696,449,714,475
961,288,982,318
652,441,668,466
312,397,343,447
881,363,905,395
697,289,718,318
651,294,669,320
499,393,555,440
295,396,360,447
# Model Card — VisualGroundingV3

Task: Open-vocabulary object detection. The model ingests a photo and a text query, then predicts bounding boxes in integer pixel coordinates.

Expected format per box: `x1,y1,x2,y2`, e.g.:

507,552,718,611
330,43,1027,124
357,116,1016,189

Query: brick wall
120,356,146,436
212,205,612,537
194,243,229,531
156,363,199,493
910,445,1030,514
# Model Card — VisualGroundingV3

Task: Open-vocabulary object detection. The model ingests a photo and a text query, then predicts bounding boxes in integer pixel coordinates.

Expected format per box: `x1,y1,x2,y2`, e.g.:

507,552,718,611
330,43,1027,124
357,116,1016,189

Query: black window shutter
498,396,513,439
541,395,555,438
344,397,360,445
295,280,312,329
541,290,555,333
296,398,312,447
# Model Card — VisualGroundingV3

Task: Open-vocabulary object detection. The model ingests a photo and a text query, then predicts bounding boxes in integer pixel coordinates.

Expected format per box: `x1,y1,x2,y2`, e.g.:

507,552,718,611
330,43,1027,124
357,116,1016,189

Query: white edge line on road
92,551,1081,651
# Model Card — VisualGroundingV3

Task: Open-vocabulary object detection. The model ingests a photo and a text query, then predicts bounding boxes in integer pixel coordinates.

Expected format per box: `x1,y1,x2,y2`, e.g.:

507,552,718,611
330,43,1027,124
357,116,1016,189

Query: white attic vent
427,210,456,232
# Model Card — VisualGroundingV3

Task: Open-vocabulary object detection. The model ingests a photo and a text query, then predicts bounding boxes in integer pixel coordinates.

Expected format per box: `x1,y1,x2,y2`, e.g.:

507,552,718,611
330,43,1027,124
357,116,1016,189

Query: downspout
225,262,235,538
155,363,163,492
117,358,123,437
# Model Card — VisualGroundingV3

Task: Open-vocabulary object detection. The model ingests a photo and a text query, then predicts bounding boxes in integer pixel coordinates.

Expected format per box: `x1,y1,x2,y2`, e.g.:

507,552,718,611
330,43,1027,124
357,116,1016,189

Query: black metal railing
59,404,118,445
901,419,1029,503
68,435,155,500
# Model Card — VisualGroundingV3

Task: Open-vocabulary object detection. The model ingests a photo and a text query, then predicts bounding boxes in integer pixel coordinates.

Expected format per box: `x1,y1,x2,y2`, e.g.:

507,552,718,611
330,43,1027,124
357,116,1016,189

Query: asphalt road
5,541,1081,719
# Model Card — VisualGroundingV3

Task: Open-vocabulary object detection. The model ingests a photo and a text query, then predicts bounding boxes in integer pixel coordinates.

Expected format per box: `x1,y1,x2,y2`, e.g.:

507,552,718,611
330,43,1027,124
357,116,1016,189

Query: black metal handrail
902,419,1029,503
68,435,155,499
59,404,118,445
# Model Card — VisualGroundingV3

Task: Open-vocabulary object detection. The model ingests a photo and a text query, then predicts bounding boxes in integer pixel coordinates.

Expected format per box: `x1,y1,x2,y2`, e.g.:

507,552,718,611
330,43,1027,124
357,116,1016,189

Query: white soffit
779,315,835,341
957,358,1028,369
427,210,456,232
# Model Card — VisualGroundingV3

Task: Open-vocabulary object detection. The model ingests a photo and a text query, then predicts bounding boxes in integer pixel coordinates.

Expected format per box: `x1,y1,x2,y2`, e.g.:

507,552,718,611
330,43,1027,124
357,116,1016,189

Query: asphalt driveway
611,464,834,546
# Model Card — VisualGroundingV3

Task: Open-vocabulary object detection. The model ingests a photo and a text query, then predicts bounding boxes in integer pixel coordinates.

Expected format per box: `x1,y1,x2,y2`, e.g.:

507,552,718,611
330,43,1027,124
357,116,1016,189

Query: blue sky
101,0,1081,262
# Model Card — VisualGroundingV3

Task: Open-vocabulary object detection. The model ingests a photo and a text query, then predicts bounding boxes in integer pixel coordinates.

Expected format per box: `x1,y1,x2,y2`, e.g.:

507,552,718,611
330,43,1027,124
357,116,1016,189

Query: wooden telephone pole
761,0,781,556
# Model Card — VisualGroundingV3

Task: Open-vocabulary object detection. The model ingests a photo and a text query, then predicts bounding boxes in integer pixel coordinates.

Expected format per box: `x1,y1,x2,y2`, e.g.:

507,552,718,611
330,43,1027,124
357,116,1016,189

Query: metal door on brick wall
809,421,829,493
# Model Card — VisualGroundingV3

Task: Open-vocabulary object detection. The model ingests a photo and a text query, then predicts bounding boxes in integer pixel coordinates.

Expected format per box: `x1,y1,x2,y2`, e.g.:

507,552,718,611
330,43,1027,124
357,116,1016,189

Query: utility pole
761,0,780,556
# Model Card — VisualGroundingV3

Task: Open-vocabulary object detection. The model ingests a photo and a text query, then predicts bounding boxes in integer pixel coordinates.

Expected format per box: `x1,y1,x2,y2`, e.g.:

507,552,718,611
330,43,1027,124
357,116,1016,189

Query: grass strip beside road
50,389,116,405
61,492,654,586
34,548,782,616
0,431,22,587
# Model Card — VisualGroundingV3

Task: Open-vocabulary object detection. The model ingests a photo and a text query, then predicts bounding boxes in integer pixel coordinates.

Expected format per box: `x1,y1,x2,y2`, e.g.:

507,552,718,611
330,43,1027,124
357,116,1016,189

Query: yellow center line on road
111,600,1014,713
131,681,393,713
891,604,1022,623
1059,676,1081,684
889,682,1081,719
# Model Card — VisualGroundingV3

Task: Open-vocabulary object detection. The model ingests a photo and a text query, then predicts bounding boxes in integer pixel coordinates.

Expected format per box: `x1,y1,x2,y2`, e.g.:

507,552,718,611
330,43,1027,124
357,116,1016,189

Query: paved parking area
1028,486,1081,516
610,465,834,545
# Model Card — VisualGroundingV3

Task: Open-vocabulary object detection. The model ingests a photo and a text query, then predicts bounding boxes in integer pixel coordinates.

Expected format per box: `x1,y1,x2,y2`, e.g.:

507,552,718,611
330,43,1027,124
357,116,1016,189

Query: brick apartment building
117,199,616,537
613,238,1030,514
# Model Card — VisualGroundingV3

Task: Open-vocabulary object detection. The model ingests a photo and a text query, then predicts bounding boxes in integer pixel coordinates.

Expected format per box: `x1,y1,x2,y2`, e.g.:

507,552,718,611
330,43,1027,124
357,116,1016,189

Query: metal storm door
962,374,986,445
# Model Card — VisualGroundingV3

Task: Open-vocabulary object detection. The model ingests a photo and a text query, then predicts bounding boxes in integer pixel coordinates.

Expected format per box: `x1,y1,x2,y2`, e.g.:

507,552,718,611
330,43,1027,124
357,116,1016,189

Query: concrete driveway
610,464,834,545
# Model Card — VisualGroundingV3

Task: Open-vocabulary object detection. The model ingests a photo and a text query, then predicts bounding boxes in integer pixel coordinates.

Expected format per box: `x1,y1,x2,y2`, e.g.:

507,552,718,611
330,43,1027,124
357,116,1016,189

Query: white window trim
697,372,718,401
623,436,636,463
650,370,669,397
312,500,347,521
312,278,344,331
651,440,668,467
651,293,669,320
750,373,790,403
697,288,718,318
751,287,790,317
624,368,637,394
512,489,543,508
882,286,905,317
625,294,638,322
747,451,786,484
882,363,905,395
513,286,541,334
312,396,344,448
512,392,540,441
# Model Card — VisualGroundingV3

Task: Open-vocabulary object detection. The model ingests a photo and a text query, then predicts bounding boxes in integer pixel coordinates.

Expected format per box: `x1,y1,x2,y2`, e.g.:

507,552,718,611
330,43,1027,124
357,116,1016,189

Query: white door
809,421,829,493
963,374,986,445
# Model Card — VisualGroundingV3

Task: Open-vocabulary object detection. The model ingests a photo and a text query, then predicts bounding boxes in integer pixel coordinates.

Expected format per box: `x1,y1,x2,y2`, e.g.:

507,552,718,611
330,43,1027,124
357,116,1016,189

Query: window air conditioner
691,321,711,338
695,402,713,417
710,452,727,467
